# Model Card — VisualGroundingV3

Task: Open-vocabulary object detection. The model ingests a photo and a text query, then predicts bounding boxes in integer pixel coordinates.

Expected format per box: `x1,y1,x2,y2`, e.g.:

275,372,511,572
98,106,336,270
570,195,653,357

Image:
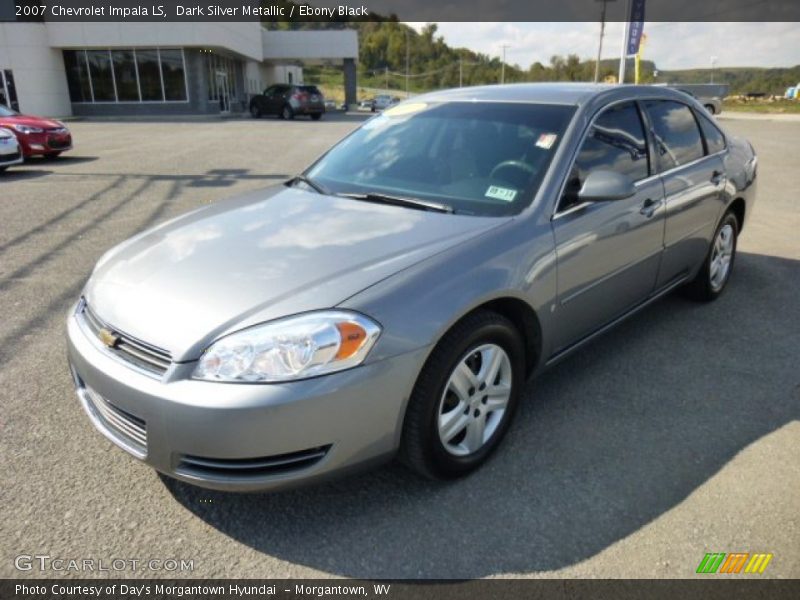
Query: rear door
265,85,289,114
643,100,727,288
550,101,666,352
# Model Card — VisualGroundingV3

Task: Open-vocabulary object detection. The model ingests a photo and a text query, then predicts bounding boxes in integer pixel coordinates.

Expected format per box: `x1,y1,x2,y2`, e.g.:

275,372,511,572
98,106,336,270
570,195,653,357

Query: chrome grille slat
80,300,172,376
84,387,147,450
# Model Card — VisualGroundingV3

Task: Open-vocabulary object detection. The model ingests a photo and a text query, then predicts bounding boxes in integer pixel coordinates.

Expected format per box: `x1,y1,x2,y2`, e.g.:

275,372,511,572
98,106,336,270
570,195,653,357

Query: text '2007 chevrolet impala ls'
67,84,757,491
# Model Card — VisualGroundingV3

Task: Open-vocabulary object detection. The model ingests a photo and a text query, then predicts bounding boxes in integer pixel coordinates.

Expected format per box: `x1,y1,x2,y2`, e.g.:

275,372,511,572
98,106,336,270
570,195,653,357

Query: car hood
85,186,506,361
0,115,64,129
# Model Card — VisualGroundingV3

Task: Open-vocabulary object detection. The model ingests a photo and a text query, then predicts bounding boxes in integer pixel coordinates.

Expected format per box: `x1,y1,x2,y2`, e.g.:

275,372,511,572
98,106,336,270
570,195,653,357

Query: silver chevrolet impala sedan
67,84,757,491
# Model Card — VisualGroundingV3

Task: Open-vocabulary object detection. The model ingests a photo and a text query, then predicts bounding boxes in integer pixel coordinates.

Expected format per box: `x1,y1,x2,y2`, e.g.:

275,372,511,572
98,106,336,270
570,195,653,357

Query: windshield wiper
339,192,454,214
288,174,331,195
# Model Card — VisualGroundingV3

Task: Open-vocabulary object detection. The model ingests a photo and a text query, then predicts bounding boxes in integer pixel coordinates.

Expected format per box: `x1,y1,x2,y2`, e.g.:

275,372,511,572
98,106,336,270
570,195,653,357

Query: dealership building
0,10,358,117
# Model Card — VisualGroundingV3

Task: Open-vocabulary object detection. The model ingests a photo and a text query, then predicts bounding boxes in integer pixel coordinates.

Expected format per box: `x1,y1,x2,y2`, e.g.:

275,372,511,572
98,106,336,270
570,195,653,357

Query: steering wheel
489,160,535,185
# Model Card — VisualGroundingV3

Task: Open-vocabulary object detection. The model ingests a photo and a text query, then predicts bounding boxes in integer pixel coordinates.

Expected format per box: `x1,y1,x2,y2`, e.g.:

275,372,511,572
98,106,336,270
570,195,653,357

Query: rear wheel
704,104,716,115
310,113,322,121
683,211,738,301
399,310,525,479
281,105,294,120
0,166,7,172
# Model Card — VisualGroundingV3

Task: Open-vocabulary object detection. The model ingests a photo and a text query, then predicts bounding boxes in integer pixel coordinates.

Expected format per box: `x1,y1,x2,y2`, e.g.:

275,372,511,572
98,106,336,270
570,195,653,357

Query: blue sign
626,0,646,56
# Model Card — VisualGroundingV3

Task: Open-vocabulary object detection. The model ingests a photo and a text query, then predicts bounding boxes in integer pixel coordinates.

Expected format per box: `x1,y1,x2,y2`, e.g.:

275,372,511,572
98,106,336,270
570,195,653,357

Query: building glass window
160,49,187,101
112,50,140,101
62,47,188,103
63,50,92,102
86,50,115,101
136,49,163,101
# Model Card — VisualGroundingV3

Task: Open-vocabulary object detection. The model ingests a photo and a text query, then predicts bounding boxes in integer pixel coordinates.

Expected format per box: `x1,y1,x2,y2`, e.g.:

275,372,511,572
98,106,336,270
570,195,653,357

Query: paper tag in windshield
485,186,517,202
536,133,558,149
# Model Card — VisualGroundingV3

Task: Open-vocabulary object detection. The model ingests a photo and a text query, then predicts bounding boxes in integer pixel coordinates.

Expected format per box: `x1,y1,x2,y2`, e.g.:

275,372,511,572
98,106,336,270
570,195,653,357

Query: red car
0,105,72,159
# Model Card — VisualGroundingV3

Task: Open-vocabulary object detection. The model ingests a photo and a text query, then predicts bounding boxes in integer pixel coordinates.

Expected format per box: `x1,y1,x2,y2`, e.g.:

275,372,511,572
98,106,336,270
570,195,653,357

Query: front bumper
0,143,23,167
66,305,427,492
19,131,72,156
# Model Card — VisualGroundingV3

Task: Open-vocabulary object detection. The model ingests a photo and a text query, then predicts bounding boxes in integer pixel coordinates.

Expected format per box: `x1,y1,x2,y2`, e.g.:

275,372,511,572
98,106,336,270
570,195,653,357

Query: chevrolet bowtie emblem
98,328,119,348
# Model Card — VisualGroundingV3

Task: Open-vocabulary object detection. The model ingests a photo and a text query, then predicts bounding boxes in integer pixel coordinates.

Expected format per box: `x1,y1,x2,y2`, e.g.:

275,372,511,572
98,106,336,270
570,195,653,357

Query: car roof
412,82,690,106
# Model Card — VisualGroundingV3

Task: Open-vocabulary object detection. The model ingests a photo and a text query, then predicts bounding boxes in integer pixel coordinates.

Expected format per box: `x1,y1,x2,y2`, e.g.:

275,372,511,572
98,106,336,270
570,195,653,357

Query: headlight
11,124,43,134
193,311,381,383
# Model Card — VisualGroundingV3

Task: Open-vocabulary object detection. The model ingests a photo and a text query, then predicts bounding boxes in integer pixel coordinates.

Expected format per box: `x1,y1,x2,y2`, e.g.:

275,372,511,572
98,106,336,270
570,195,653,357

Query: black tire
250,104,261,118
280,105,294,120
310,113,322,121
704,104,716,115
0,166,7,172
399,310,525,480
43,152,61,160
682,211,739,302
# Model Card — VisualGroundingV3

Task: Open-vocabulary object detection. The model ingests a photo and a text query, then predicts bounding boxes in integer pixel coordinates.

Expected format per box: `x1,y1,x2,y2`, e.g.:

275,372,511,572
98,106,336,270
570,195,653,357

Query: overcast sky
407,22,800,70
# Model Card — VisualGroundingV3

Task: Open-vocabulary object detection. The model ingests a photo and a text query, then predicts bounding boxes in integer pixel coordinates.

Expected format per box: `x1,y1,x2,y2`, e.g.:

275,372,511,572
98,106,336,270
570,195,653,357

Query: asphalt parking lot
1,112,798,579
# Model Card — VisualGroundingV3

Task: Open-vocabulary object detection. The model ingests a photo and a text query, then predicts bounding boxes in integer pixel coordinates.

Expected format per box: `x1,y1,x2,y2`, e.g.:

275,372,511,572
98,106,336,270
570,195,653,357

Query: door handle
711,170,726,185
639,198,662,218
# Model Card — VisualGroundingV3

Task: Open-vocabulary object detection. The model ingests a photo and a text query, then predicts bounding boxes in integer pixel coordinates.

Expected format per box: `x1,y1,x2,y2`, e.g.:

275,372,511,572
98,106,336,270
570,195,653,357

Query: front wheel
683,212,738,301
250,104,261,118
399,310,525,479
310,113,322,121
704,104,716,115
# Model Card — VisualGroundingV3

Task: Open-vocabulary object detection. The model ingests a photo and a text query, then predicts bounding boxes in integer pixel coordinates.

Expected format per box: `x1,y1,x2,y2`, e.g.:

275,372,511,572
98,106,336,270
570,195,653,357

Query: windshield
0,106,18,117
307,101,574,216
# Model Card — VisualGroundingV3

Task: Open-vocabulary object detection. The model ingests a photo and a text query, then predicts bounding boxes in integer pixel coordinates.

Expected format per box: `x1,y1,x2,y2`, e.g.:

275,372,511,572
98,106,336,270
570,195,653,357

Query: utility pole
710,56,718,83
385,66,389,90
459,57,463,87
618,0,631,84
593,0,614,83
500,45,510,84
405,29,410,96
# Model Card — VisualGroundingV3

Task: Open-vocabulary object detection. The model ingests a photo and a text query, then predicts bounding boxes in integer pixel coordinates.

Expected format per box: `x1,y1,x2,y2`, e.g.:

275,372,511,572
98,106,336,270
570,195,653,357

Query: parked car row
359,94,401,112
249,84,326,120
0,104,72,172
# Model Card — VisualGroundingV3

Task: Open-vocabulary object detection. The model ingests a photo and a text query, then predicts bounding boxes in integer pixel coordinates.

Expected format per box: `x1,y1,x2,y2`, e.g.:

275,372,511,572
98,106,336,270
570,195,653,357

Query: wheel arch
728,197,746,232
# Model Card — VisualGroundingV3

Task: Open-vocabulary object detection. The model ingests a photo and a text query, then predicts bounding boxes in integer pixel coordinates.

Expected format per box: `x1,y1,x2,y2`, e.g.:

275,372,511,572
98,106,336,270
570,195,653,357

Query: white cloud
409,22,800,70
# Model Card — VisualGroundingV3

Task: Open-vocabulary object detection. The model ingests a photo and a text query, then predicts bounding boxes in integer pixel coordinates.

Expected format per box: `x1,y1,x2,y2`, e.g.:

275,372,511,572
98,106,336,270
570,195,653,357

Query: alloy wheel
437,343,512,456
710,223,734,291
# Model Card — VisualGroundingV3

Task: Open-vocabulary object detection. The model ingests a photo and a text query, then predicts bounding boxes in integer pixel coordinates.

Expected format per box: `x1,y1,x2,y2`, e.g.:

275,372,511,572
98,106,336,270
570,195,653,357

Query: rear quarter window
696,111,726,154
645,100,705,171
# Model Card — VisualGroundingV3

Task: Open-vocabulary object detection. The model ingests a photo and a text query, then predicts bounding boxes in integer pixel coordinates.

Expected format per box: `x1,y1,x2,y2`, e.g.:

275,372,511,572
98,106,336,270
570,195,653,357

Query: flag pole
618,0,631,84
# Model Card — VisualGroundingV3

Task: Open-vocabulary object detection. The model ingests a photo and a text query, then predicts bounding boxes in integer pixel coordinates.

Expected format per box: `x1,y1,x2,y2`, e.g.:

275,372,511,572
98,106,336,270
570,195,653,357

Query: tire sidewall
419,319,525,477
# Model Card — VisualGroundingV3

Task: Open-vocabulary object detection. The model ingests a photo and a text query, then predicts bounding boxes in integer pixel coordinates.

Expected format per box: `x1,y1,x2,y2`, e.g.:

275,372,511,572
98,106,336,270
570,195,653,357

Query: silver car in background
67,84,757,491
0,126,23,171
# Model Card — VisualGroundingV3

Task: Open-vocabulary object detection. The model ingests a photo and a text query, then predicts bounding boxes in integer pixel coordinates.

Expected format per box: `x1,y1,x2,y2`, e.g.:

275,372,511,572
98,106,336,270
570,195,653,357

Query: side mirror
578,170,636,202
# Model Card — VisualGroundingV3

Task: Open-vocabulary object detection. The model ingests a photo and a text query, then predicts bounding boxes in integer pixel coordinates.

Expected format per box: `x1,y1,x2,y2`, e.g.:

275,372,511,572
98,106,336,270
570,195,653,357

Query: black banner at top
5,0,800,22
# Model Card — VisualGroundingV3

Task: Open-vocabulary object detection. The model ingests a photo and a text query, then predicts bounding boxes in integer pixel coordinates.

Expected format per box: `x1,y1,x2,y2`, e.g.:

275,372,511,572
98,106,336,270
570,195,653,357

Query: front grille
81,300,172,376
47,137,71,149
177,446,331,480
0,151,20,162
83,384,147,456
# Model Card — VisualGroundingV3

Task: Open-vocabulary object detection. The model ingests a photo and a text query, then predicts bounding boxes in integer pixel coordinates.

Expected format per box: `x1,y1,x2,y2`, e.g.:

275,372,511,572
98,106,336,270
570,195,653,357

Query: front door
1,69,20,111
215,70,230,114
550,101,666,353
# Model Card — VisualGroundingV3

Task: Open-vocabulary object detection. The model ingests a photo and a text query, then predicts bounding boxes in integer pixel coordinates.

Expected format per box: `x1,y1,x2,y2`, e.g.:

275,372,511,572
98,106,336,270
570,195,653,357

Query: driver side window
561,101,650,211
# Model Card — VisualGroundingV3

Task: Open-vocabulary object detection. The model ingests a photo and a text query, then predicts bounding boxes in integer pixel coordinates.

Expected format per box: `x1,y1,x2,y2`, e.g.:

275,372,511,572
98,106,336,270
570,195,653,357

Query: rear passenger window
645,100,705,170
697,112,726,154
562,102,649,208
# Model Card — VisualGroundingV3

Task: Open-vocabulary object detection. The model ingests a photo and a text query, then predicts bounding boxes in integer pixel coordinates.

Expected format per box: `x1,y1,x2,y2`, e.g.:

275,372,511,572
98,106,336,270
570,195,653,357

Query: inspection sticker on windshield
485,186,517,202
536,133,558,149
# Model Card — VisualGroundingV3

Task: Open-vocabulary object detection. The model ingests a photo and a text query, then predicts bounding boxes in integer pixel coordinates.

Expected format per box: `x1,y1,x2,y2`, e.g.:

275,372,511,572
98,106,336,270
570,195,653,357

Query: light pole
500,44,510,84
710,56,718,83
618,0,631,84
594,0,616,83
